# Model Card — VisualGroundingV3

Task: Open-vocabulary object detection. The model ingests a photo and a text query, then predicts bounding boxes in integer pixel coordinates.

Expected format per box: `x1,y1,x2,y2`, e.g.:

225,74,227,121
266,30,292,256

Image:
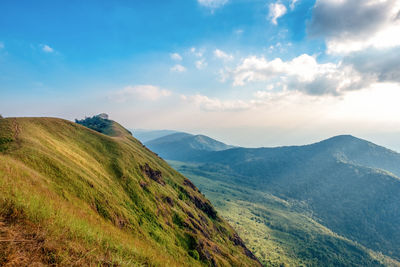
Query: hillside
0,116,260,266
149,133,400,266
145,133,233,161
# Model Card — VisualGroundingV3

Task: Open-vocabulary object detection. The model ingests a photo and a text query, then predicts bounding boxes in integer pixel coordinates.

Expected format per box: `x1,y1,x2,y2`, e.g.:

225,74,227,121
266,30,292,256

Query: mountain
149,133,400,266
0,116,260,266
133,129,180,143
145,132,234,161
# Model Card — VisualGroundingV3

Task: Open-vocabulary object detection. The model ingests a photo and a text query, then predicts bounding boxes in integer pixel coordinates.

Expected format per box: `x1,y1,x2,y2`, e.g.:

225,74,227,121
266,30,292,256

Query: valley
141,131,400,266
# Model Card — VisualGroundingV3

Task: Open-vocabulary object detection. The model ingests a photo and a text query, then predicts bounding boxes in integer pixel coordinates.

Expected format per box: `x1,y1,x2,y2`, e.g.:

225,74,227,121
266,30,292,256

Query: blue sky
1,0,400,150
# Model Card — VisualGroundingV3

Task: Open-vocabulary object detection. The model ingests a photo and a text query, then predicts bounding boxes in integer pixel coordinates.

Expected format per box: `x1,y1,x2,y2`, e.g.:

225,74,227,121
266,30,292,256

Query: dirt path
11,119,21,147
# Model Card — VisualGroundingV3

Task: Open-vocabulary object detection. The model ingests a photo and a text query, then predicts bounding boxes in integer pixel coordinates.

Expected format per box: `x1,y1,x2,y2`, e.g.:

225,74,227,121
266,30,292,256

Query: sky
1,0,400,151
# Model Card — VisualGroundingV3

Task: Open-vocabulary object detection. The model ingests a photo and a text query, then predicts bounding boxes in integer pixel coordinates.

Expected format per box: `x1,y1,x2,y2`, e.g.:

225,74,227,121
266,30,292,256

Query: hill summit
145,132,233,161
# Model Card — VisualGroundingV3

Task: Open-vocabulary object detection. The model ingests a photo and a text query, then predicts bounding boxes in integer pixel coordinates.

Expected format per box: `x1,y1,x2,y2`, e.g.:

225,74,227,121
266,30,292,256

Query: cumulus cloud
195,59,208,70
343,47,400,83
170,64,187,72
231,54,370,96
198,0,228,9
268,2,287,25
42,44,54,53
309,0,400,54
170,53,182,61
110,85,171,102
214,49,234,61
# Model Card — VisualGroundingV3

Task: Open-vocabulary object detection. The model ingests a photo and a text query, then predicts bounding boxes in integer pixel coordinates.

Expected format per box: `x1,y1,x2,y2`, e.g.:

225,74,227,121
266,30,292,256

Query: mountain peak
313,135,368,150
144,132,233,161
322,134,360,143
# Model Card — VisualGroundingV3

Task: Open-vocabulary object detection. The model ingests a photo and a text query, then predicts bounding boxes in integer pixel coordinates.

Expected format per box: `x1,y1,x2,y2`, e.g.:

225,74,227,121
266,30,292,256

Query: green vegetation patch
75,114,115,136
0,119,14,152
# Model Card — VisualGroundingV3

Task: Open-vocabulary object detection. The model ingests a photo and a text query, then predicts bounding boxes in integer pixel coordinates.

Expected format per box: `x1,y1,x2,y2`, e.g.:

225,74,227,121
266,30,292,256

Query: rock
141,163,165,185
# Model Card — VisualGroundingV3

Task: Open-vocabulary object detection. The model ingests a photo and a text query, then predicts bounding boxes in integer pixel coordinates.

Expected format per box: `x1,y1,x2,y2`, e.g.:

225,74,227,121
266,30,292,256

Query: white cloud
110,85,171,102
290,0,299,10
217,68,230,83
170,64,187,72
214,49,234,61
187,94,251,111
235,29,244,35
170,53,182,61
309,0,400,54
231,54,368,95
195,59,208,70
42,44,54,53
190,47,204,57
268,2,287,25
198,0,228,9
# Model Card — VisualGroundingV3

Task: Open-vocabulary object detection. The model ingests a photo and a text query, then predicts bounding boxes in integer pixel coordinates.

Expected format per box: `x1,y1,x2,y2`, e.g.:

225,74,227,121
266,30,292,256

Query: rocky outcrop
141,163,165,185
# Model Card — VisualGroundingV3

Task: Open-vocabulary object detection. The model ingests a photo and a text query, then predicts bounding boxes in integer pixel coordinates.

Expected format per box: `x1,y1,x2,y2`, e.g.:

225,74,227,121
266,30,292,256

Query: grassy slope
169,160,400,267
0,117,260,266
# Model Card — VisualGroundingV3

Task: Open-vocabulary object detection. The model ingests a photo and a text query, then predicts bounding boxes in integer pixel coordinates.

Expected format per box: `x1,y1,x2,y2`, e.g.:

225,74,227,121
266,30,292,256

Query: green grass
169,160,400,267
0,117,260,266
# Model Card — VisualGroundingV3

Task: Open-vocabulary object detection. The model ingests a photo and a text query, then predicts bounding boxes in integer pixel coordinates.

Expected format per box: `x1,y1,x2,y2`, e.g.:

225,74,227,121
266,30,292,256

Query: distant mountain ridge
145,132,234,161
133,129,180,143
148,132,400,266
195,134,400,177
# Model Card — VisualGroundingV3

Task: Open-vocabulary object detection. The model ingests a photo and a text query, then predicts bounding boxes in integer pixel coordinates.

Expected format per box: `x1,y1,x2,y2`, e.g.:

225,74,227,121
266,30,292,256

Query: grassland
0,117,260,266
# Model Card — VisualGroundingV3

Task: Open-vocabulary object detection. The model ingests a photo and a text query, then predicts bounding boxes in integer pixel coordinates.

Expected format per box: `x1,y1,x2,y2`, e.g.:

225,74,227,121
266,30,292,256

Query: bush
75,115,112,134
188,249,200,260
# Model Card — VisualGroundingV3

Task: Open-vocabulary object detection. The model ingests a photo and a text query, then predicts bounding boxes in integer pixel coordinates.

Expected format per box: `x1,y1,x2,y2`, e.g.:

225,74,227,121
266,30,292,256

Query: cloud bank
230,54,369,96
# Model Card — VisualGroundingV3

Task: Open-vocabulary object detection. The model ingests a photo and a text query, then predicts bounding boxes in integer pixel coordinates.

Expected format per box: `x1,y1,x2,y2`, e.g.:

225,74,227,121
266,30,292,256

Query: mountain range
144,131,400,266
2,117,400,266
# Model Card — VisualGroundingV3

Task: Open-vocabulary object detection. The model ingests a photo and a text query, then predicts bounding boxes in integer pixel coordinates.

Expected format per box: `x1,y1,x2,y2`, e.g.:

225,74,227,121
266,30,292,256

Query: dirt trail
11,119,21,147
